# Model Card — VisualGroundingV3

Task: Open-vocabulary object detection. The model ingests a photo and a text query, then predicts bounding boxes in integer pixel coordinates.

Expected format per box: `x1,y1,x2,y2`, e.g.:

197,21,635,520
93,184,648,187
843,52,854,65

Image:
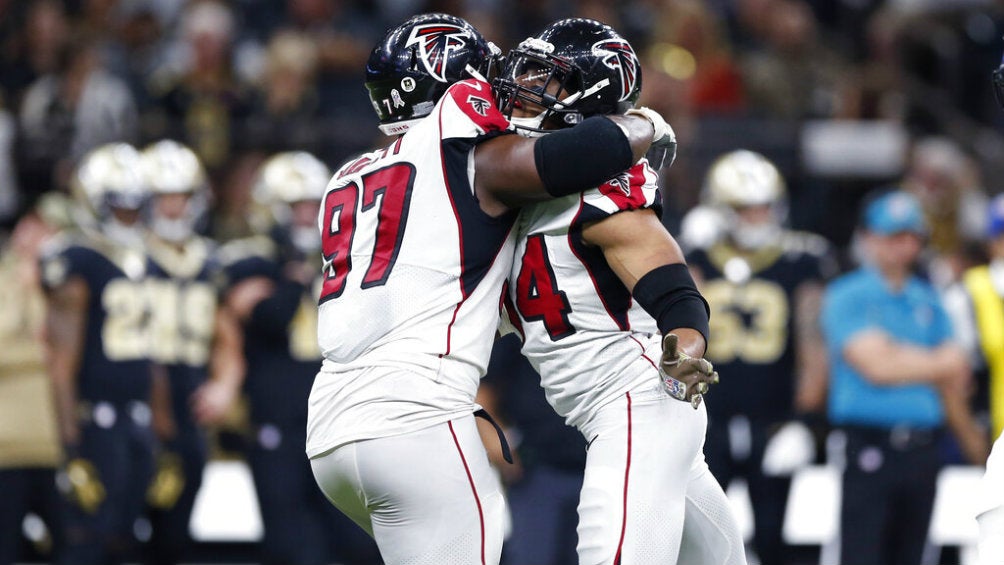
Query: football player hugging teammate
306,12,674,565
495,18,746,565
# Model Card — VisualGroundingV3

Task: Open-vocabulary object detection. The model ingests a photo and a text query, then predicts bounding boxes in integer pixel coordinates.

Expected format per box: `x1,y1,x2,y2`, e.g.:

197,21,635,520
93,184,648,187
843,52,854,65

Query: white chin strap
291,225,321,254
103,219,145,249
509,114,547,137
732,222,780,250
152,217,193,243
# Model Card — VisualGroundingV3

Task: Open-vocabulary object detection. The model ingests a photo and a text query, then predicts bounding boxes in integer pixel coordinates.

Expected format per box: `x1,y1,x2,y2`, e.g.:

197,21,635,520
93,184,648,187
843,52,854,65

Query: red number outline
515,234,575,340
320,163,415,303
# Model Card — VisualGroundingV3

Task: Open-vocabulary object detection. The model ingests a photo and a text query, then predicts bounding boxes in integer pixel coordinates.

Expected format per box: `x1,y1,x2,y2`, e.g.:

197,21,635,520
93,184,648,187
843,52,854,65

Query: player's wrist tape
632,263,710,344
534,115,633,197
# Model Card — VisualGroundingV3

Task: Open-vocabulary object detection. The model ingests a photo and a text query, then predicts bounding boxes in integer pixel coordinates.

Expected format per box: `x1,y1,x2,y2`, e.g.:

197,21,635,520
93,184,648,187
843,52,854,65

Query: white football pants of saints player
311,413,506,565
977,433,1004,565
577,384,747,565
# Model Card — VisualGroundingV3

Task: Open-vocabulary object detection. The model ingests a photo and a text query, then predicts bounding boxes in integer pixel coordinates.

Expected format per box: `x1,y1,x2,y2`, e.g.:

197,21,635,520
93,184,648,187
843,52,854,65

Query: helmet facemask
495,41,587,136
494,19,641,137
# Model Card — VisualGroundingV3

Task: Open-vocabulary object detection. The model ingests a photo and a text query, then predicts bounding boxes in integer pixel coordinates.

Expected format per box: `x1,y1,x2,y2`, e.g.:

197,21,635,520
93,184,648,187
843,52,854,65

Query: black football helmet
365,13,500,136
494,18,642,135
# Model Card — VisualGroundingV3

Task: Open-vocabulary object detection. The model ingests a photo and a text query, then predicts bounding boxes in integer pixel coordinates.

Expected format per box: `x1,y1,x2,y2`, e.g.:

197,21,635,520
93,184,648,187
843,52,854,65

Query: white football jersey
506,160,666,430
307,79,517,457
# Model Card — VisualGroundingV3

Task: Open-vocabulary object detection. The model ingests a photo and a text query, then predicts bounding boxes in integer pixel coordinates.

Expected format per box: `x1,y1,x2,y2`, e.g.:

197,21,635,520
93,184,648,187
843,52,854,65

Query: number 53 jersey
504,160,664,431
308,79,516,456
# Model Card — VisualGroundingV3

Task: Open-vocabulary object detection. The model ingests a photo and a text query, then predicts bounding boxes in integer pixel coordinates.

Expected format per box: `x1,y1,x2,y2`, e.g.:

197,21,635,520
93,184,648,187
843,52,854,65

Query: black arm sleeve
632,263,710,345
534,116,634,197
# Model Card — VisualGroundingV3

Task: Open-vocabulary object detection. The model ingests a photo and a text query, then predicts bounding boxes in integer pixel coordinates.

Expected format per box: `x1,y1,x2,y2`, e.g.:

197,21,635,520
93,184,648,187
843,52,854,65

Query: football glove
59,458,106,514
660,333,718,409
147,451,186,510
625,106,678,154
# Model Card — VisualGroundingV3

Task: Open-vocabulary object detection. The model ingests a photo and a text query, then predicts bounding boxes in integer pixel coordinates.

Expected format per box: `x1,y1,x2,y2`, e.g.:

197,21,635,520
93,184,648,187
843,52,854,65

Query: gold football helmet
71,143,148,246
703,150,787,250
140,140,210,242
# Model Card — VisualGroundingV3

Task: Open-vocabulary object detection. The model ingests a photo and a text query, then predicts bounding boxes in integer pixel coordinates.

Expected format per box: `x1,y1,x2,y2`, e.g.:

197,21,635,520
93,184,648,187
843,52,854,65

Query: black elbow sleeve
534,116,634,197
632,264,710,345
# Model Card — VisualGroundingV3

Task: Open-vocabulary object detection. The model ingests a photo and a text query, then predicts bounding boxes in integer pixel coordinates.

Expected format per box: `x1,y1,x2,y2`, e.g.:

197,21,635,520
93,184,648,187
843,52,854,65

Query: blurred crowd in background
2,0,1004,255
3,0,1004,564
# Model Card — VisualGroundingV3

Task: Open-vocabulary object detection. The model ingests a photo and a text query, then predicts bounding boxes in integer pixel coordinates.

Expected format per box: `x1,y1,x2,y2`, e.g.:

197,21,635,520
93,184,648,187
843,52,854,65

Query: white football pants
310,414,506,565
977,433,1004,565
576,386,747,565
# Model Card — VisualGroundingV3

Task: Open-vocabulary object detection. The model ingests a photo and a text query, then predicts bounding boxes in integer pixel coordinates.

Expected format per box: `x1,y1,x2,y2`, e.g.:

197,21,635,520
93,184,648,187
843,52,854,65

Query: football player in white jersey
307,12,679,565
495,19,747,565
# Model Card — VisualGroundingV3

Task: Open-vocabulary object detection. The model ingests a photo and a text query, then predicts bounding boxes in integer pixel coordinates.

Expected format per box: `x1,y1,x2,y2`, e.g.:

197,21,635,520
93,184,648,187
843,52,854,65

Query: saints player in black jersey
685,150,836,565
139,140,244,565
40,143,157,565
221,152,379,565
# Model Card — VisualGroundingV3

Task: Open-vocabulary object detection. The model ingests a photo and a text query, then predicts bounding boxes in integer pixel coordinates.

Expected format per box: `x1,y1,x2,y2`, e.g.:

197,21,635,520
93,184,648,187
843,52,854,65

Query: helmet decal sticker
591,39,639,101
406,23,472,83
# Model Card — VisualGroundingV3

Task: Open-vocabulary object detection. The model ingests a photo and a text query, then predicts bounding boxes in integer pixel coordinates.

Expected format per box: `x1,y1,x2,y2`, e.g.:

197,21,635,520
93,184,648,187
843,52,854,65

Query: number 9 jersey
308,79,515,457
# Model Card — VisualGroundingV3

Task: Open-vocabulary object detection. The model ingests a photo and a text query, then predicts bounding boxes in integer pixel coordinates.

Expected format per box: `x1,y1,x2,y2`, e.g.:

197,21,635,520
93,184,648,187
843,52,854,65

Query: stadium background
1,0,1002,563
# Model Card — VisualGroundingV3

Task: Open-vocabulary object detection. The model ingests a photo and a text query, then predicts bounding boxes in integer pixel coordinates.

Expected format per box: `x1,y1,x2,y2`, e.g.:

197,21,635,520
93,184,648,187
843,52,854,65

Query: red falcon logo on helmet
591,39,639,101
406,23,472,83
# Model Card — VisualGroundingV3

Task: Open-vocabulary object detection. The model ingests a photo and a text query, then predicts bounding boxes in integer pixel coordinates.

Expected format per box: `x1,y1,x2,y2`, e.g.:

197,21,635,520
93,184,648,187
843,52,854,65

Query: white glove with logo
761,420,816,477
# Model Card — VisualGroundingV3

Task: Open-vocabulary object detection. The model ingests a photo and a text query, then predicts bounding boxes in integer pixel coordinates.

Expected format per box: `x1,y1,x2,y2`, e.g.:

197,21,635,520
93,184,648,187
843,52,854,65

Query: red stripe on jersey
629,334,659,370
569,195,630,331
501,280,525,340
597,162,650,211
448,420,487,565
613,391,633,565
439,107,465,357
446,80,510,133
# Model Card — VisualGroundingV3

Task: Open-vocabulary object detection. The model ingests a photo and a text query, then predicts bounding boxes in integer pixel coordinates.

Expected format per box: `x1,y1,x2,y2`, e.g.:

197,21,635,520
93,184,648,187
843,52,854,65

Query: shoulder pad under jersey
577,159,661,225
439,79,510,137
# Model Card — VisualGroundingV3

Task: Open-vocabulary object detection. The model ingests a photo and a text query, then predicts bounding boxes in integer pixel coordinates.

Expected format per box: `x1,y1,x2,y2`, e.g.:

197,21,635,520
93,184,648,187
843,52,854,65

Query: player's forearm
941,385,989,464
210,308,246,390
665,327,707,358
48,353,80,447
150,365,176,441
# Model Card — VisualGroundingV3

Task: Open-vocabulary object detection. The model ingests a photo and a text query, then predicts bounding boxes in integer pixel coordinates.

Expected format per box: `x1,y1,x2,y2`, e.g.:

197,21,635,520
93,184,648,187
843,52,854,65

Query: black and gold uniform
222,229,378,565
143,236,222,565
688,230,835,565
40,233,154,565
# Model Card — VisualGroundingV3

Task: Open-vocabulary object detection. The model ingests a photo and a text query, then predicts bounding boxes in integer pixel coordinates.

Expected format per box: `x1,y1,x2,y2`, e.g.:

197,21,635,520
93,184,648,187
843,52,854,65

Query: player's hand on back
660,333,718,409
